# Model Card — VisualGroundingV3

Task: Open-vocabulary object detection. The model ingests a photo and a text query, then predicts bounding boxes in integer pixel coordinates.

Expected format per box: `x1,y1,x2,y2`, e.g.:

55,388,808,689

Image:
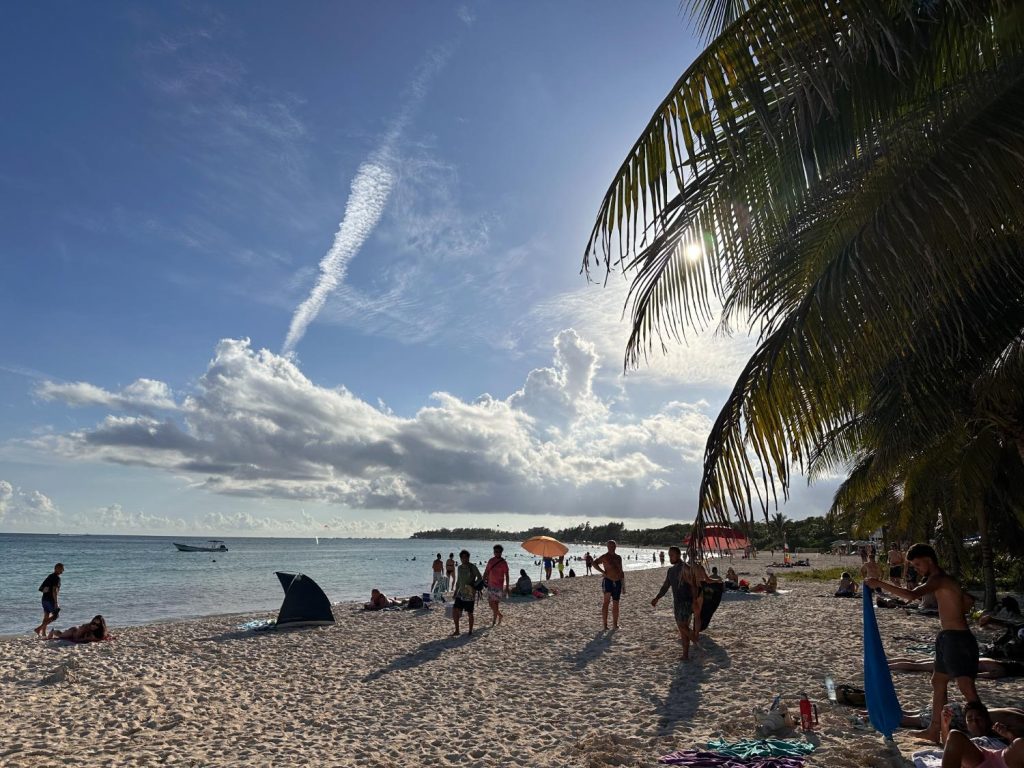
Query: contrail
282,47,450,356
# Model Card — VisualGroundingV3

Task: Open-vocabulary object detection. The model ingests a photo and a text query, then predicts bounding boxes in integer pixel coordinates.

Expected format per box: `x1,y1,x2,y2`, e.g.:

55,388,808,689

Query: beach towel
862,586,902,739
705,739,814,759
656,751,805,767
701,582,725,630
911,737,1006,768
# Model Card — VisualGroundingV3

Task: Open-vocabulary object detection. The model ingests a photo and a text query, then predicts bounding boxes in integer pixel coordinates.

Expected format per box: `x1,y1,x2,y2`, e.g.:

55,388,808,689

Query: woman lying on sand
889,656,1024,680
47,615,107,642
940,703,1024,767
365,589,398,610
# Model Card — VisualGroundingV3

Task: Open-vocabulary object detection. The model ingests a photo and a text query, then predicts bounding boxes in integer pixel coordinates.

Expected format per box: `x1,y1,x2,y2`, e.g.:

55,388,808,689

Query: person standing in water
593,540,624,630
584,552,594,575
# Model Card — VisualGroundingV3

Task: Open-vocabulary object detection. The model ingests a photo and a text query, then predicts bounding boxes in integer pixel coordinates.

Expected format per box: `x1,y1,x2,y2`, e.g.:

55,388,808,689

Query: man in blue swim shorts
34,562,64,638
593,540,624,631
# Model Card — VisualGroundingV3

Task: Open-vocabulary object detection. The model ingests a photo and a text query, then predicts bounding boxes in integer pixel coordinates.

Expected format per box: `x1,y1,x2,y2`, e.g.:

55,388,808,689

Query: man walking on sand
593,540,624,630
452,550,482,637
34,562,64,637
651,546,698,659
483,544,510,626
866,542,980,743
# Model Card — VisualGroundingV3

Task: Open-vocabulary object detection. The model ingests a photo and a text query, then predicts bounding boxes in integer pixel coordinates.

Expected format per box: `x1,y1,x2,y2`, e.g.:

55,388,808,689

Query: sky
0,2,839,537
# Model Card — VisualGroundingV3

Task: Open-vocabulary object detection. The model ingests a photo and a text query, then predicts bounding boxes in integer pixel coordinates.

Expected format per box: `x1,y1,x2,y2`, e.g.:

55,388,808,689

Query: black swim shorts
453,597,475,614
602,578,623,601
673,599,693,624
935,629,980,678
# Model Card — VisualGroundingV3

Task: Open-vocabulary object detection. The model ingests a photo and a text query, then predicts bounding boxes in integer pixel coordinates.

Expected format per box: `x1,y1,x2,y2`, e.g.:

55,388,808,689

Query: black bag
472,565,485,591
835,684,866,707
407,595,424,609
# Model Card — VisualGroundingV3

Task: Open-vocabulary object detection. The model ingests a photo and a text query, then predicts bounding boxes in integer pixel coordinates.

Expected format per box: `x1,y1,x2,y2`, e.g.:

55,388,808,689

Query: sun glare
684,243,704,262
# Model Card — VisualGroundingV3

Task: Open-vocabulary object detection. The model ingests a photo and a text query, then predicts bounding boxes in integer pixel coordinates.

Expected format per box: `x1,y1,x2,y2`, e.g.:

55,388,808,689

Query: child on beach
866,542,981,743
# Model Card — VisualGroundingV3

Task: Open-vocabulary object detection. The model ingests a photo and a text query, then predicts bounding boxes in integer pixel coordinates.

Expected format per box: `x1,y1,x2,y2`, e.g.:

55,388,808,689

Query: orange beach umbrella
521,535,569,558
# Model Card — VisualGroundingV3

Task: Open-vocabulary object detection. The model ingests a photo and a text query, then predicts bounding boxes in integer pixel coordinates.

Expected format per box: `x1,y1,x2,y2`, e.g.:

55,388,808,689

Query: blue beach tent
862,587,902,739
275,572,335,628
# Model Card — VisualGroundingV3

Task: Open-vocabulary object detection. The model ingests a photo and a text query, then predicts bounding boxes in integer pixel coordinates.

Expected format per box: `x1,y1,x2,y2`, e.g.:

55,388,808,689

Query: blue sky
0,2,837,536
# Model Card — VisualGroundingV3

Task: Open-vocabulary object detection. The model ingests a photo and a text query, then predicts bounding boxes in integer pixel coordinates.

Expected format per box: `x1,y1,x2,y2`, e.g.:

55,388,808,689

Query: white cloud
0,481,61,530
522,278,756,389
36,378,179,412
31,331,715,521
283,48,452,355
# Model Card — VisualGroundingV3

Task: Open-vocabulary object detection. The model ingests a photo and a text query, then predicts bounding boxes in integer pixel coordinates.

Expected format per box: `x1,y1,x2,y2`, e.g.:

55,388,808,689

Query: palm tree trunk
976,501,997,611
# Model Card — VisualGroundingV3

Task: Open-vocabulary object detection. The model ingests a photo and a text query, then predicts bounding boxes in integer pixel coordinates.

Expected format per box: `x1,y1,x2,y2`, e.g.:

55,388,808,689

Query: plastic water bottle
825,675,837,703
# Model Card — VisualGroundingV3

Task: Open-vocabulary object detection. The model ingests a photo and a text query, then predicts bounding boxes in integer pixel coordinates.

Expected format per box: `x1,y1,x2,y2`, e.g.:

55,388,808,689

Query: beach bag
835,684,866,707
408,595,424,609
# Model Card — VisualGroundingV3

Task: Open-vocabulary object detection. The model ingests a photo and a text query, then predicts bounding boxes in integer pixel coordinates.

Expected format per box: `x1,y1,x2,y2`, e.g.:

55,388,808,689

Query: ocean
0,533,663,635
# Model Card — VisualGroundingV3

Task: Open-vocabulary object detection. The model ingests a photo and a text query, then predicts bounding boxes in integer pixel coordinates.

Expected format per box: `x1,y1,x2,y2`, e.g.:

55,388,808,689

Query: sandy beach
2,554,1021,767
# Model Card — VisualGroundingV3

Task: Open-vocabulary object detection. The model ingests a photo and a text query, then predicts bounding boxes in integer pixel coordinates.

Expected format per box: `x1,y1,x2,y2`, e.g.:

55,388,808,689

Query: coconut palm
583,0,1024,549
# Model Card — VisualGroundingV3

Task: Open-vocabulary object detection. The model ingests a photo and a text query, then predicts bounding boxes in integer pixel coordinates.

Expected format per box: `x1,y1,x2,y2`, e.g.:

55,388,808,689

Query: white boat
173,540,228,552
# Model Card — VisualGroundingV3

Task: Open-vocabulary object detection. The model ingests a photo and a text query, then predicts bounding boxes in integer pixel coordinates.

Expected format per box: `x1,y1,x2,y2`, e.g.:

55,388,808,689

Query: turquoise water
0,534,662,635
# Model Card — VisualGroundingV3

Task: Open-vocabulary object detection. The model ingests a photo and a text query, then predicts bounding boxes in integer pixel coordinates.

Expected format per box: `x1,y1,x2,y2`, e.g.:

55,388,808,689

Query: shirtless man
887,543,906,586
861,551,882,586
593,540,624,630
866,542,980,743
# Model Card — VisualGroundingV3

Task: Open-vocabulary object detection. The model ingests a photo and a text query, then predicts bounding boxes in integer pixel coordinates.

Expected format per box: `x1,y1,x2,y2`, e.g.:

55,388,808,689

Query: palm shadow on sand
566,631,614,672
363,632,477,681
656,636,731,737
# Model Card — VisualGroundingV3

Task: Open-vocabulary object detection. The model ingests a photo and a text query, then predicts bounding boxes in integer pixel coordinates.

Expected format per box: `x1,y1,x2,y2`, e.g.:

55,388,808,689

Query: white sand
1,554,1021,767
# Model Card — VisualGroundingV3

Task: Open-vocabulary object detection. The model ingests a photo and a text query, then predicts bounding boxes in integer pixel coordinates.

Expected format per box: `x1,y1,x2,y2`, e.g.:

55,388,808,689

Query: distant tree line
411,515,851,552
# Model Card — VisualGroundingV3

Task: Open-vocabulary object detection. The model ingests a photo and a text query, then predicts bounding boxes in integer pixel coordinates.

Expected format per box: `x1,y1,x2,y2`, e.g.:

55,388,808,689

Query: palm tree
583,1,1024,555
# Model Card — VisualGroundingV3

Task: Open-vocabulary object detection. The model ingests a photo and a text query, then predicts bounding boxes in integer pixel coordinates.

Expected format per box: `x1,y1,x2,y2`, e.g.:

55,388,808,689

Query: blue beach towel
863,588,902,739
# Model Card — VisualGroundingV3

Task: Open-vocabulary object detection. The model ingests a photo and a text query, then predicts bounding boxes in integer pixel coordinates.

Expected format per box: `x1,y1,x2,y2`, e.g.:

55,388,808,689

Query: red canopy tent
684,525,751,552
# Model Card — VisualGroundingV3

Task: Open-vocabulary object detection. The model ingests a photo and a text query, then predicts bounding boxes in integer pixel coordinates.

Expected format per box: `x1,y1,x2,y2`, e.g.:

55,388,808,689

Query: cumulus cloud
36,378,179,411
522,279,756,389
0,480,62,530
32,330,716,520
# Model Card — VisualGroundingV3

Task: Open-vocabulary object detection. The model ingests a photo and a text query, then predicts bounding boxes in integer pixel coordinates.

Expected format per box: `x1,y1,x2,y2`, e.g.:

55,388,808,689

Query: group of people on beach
861,543,1024,766
31,562,109,643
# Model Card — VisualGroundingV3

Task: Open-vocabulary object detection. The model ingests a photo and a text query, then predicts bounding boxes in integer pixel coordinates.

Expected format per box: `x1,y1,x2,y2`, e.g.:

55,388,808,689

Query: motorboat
173,540,228,552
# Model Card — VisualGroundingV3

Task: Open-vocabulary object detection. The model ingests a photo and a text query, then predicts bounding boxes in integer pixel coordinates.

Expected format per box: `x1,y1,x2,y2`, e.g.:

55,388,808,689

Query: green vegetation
411,521,692,547
782,568,848,583
584,0,1024,609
